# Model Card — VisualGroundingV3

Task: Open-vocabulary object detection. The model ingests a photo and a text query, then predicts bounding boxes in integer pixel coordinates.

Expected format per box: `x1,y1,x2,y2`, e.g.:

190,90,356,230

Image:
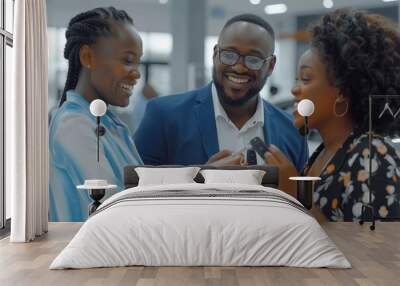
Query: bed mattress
50,183,351,269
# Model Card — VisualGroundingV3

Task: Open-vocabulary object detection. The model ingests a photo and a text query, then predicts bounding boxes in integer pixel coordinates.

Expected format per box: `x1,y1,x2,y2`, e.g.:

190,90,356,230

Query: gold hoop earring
333,98,349,117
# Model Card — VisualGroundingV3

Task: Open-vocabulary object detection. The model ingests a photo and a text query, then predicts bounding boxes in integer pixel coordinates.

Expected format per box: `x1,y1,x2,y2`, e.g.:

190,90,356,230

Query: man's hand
263,144,299,197
206,149,244,166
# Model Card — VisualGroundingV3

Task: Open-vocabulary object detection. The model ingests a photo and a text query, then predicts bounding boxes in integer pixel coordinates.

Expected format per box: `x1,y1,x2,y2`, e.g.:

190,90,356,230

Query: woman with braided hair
49,7,143,221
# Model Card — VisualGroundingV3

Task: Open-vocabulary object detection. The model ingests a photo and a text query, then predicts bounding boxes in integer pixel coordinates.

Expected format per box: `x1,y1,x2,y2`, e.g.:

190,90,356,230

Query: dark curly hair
309,9,400,135
59,7,133,107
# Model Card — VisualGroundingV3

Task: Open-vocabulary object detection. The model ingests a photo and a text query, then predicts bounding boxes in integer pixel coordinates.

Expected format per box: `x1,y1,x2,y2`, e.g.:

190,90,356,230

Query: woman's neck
318,116,354,152
74,73,98,104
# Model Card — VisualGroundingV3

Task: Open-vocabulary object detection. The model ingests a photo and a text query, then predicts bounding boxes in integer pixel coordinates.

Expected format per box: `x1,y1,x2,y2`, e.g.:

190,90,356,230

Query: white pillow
200,169,266,185
135,167,201,186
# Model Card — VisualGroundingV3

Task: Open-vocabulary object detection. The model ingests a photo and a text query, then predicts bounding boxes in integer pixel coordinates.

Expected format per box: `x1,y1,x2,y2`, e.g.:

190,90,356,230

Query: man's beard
212,67,267,107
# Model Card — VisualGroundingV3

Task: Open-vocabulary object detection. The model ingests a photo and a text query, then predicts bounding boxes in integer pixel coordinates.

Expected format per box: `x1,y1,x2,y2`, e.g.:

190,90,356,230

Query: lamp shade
90,99,107,117
297,99,315,117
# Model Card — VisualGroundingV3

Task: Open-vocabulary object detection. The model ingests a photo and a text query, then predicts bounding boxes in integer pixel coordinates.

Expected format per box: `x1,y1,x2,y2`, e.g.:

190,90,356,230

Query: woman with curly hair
266,9,400,221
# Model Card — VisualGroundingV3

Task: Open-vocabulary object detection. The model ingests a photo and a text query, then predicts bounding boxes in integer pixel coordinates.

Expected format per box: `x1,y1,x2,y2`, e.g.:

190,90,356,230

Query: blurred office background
3,0,399,234
46,0,400,150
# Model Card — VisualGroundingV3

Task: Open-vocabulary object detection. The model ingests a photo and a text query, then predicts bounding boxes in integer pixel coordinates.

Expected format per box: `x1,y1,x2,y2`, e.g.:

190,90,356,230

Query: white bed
50,183,351,269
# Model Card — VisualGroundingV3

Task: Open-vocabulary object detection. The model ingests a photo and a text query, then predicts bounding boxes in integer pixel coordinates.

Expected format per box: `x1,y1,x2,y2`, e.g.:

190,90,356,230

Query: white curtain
6,0,49,242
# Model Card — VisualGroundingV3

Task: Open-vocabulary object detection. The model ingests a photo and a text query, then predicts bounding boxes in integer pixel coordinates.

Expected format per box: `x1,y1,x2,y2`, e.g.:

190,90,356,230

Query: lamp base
359,204,376,231
289,177,321,210
297,180,314,210
88,189,105,215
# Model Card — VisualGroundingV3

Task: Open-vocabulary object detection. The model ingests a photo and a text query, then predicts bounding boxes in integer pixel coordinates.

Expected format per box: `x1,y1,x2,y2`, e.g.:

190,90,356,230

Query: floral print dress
304,132,400,221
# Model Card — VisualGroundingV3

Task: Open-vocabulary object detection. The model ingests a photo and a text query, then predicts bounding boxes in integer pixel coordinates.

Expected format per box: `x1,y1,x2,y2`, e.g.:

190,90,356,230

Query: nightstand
77,180,117,215
289,176,321,210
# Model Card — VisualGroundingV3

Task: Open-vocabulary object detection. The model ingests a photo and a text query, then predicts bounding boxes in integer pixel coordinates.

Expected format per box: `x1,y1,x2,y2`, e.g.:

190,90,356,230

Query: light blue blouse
49,91,143,222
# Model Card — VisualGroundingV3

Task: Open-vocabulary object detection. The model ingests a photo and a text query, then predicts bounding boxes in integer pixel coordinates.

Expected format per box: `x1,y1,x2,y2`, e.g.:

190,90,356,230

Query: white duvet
50,183,351,269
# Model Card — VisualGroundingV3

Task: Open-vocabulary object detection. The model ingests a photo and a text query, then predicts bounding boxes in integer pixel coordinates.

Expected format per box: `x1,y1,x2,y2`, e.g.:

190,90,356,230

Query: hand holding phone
207,148,245,166
249,137,269,158
246,149,257,165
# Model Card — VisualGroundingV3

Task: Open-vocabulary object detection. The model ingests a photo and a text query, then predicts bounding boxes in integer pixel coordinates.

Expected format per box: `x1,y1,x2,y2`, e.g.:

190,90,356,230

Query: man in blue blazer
135,14,307,174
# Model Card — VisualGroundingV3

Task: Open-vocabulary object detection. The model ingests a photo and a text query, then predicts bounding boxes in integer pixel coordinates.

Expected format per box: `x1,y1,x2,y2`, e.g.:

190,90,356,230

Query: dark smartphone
249,137,268,158
246,149,257,165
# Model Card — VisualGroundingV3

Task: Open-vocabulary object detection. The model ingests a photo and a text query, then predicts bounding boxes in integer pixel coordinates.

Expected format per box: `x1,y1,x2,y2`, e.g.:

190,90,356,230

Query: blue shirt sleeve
49,115,119,221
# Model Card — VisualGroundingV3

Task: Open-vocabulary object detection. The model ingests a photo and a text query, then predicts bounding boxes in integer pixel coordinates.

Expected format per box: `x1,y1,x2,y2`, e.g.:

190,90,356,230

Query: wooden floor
0,222,399,286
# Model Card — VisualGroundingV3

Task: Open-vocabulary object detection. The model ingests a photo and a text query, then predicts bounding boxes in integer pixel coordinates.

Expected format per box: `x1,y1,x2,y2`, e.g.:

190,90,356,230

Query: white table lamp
89,99,107,162
77,99,110,216
298,99,314,136
290,99,320,209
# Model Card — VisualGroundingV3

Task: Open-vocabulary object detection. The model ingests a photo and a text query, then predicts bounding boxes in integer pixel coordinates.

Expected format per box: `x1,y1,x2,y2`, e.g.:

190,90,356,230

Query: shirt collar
66,90,90,109
65,90,122,124
211,83,264,125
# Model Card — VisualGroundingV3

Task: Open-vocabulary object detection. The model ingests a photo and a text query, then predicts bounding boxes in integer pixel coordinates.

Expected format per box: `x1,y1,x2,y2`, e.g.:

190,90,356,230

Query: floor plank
0,222,399,286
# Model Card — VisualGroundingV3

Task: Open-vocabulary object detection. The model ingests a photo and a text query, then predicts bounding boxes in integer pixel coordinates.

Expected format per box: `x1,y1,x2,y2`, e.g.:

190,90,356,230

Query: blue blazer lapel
263,101,272,145
194,83,219,159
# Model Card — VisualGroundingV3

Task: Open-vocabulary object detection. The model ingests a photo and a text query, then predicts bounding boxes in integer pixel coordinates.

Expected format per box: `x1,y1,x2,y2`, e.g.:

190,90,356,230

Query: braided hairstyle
309,9,400,135
59,7,134,107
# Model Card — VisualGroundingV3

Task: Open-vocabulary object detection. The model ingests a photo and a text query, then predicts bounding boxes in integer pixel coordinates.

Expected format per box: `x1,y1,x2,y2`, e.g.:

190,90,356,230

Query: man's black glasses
218,48,274,71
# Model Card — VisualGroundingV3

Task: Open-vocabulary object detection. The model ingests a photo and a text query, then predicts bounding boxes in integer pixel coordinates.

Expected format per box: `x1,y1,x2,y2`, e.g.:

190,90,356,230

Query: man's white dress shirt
212,84,266,165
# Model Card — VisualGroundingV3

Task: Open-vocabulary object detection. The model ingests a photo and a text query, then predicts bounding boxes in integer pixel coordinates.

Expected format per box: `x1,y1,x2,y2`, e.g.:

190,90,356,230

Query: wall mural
48,6,400,222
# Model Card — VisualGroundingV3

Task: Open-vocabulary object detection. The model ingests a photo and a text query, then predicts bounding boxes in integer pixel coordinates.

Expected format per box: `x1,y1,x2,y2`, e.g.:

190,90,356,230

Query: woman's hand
263,145,328,223
206,149,244,166
263,144,299,197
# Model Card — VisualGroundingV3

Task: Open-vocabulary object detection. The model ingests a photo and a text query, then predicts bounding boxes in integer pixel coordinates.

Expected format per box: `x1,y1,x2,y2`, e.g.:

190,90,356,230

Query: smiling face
212,21,275,107
88,21,142,107
291,49,343,130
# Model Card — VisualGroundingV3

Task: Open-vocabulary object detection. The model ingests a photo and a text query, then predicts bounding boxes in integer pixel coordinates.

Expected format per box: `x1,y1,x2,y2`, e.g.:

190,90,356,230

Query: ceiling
47,0,399,34
207,0,398,16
